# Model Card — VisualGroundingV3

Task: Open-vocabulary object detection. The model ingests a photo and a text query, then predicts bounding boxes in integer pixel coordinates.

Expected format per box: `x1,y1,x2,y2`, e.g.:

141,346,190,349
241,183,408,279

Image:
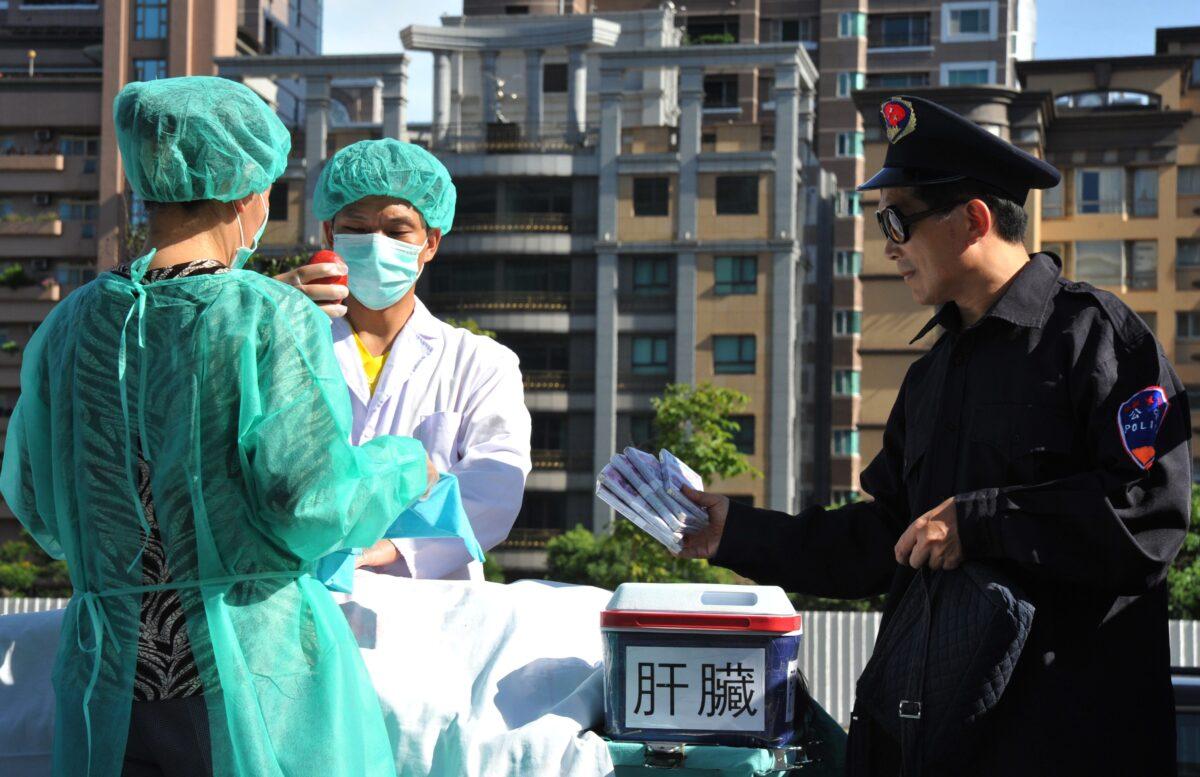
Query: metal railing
452,212,588,234
530,449,593,471
522,370,595,392
424,291,595,314
430,122,598,154
617,372,671,393
498,528,566,549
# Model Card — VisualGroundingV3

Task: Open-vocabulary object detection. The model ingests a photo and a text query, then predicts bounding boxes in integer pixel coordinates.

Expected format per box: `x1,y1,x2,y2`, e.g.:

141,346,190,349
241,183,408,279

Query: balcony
424,291,595,314
618,293,674,314
622,126,677,155
453,212,595,235
531,449,593,471
523,370,594,392
0,155,63,173
431,123,598,154
617,372,670,394
0,218,61,237
500,528,565,550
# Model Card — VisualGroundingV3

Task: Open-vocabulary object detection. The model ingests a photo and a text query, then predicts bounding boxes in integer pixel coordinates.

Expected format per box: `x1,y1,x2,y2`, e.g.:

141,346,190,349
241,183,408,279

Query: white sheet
0,574,617,777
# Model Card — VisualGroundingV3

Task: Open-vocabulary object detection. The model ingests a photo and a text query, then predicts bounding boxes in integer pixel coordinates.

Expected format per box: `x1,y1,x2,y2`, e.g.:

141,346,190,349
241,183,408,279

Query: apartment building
0,0,319,540
400,8,826,572
852,26,1200,479
466,0,1030,505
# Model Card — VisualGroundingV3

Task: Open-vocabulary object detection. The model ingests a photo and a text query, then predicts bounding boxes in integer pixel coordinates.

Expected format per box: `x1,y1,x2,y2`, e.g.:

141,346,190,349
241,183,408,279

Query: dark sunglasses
875,201,968,244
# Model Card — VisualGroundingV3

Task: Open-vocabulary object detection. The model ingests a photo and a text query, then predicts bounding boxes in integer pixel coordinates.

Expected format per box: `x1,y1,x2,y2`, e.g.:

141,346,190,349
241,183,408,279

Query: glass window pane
1075,241,1123,286
1133,168,1158,217
1179,166,1200,196
1042,181,1064,218
1178,240,1200,267
1128,242,1157,289
715,176,758,215
633,177,669,217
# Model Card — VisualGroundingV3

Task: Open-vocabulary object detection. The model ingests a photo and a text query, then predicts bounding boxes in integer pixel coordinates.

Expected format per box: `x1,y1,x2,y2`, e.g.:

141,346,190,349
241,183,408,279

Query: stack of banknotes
595,447,709,553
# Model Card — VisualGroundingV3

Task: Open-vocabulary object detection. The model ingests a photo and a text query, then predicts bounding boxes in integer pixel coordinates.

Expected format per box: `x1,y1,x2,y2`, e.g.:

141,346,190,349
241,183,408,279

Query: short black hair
910,179,1028,245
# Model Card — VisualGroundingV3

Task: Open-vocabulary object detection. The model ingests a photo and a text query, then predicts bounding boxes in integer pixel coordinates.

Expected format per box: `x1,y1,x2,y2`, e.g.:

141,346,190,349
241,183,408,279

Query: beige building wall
694,252,773,506
696,173,773,241
616,175,677,242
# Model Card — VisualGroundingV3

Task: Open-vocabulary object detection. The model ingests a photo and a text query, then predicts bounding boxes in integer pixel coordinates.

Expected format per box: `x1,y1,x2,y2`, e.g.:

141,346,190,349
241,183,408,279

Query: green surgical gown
0,257,428,776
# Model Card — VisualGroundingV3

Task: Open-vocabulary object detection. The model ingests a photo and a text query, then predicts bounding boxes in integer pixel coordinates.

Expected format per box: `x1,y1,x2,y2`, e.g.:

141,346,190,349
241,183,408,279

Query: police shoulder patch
1117,386,1169,470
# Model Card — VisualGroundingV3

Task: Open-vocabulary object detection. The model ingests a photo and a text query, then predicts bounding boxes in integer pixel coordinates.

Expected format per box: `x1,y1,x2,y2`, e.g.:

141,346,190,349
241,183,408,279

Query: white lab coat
332,299,532,580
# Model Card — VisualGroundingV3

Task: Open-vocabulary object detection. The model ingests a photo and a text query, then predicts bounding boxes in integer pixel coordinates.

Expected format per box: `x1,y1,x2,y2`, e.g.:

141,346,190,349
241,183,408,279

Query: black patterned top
114,258,229,701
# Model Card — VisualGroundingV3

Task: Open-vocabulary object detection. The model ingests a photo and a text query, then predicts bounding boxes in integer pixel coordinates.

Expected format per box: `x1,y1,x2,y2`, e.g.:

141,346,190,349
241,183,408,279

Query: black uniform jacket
713,253,1191,776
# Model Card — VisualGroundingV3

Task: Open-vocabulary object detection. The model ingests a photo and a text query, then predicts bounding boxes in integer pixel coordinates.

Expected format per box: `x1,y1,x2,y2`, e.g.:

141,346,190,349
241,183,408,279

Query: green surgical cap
114,76,291,203
313,139,457,233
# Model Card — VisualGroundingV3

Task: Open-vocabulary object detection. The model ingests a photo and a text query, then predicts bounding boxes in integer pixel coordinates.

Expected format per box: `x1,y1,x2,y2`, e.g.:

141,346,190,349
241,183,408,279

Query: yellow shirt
353,329,390,395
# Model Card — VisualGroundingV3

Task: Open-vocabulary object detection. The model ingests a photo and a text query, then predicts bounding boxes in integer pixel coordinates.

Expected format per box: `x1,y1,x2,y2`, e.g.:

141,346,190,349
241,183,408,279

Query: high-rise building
455,0,1026,507
0,0,320,539
851,26,1200,479
401,7,828,572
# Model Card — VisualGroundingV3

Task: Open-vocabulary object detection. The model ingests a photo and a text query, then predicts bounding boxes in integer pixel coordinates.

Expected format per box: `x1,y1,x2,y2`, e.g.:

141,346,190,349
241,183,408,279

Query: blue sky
322,0,1200,123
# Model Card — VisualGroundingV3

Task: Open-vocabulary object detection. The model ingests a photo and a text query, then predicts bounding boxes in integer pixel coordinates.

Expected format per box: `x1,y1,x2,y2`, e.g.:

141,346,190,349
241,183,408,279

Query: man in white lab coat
280,139,532,580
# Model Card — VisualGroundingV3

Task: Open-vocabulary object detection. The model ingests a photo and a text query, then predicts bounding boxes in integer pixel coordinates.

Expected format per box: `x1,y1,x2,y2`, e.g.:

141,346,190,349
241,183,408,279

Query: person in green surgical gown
0,75,437,777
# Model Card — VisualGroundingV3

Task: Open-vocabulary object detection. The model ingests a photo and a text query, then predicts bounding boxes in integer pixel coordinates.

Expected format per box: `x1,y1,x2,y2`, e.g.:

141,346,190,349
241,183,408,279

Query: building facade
0,0,318,539
401,9,825,572
852,27,1200,482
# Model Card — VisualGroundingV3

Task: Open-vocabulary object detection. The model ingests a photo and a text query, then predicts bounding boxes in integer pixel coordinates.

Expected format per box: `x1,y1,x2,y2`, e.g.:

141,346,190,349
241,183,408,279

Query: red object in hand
306,250,347,286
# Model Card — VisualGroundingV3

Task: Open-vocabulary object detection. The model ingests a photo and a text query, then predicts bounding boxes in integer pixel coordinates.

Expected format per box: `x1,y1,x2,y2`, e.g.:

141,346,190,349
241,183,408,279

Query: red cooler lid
601,583,802,634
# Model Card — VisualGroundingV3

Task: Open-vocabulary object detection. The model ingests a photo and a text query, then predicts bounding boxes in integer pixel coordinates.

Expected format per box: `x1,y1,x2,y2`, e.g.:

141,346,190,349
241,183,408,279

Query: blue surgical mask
334,232,424,310
232,193,269,269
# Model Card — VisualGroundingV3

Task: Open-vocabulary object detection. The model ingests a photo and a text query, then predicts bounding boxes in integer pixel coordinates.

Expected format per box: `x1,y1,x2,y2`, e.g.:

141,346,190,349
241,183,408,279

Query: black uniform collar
909,252,1062,344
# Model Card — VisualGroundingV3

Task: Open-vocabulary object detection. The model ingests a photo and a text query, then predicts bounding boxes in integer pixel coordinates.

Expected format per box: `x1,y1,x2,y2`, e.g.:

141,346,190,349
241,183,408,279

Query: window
834,309,862,336
836,190,861,218
1075,168,1124,214
1193,58,1200,88
703,75,739,110
837,72,865,98
54,265,97,289
713,335,756,375
833,369,861,396
1055,91,1160,111
715,176,758,215
134,0,168,40
780,17,816,43
267,183,289,218
942,62,994,86
633,177,669,217
868,14,930,48
943,2,996,40
633,257,671,295
730,415,755,455
715,256,757,295
530,414,564,450
543,63,568,94
632,336,670,375
687,16,739,44
1127,241,1157,290
1132,168,1158,217
838,12,866,38
1042,181,1064,218
834,251,862,277
833,429,860,456
1075,241,1123,286
505,4,529,13
836,131,863,158
1179,239,1200,268
133,58,167,82
629,414,656,448
1178,312,1200,340
1180,166,1200,197
58,136,99,157
504,259,569,293
866,72,930,89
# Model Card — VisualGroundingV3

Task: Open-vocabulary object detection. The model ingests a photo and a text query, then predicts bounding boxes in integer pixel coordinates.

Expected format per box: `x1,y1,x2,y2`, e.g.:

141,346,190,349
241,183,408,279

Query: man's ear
421,228,442,267
232,192,256,214
963,198,992,246
322,220,335,248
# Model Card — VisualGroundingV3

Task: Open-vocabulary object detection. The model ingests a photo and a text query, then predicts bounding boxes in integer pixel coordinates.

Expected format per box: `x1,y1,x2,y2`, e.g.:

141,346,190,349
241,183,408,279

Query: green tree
649,382,762,485
0,530,70,597
443,318,497,340
1168,484,1200,619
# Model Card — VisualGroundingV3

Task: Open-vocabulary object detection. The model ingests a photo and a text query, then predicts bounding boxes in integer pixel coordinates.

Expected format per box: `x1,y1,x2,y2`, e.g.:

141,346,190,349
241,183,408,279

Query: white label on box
624,646,766,731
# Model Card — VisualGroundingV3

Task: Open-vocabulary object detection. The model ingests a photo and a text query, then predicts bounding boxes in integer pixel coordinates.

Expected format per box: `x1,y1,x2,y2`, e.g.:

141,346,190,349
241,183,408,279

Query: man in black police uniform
681,94,1192,775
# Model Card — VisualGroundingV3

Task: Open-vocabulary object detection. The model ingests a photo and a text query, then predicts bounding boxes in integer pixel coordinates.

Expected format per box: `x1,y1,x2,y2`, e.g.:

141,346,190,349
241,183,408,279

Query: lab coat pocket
412,411,463,472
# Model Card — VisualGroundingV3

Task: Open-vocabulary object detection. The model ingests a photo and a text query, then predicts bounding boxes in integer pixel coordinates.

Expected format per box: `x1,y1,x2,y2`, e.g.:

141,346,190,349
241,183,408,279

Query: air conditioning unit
33,129,52,143
31,259,50,272
32,194,51,206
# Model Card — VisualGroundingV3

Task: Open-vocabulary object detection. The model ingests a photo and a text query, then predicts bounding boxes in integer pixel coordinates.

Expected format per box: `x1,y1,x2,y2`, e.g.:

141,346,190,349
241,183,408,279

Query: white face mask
232,193,269,269
333,232,424,310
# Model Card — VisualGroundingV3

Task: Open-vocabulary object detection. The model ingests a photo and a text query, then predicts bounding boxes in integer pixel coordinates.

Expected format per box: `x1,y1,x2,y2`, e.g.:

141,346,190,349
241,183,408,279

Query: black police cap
856,94,1061,205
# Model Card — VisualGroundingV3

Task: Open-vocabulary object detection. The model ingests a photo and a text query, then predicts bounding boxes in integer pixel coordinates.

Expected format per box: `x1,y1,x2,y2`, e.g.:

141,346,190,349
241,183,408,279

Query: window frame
714,175,759,216
940,61,996,86
712,335,757,375
941,1,998,42
631,335,671,375
714,255,758,295
632,177,670,217
632,256,672,296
